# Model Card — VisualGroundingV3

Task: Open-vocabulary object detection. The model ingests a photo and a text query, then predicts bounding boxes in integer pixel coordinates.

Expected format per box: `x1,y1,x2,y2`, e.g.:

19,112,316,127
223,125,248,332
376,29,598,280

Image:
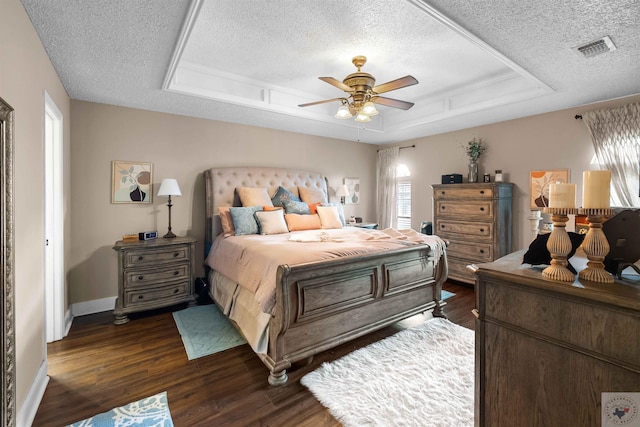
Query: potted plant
464,137,486,183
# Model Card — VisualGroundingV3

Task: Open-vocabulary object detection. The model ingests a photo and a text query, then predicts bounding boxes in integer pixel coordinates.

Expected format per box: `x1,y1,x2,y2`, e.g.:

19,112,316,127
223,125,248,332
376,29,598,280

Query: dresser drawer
447,239,493,261
436,200,493,218
436,219,493,239
124,245,190,268
433,186,494,200
125,263,190,288
446,258,477,284
124,281,191,307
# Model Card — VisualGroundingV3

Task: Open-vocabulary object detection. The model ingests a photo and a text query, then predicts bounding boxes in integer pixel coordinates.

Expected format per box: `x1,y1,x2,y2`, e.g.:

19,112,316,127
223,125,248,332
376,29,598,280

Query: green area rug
173,304,246,360
67,392,173,427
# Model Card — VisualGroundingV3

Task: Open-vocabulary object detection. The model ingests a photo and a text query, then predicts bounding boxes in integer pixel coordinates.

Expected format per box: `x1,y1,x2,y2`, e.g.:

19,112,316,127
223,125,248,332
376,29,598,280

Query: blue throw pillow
283,199,311,215
230,206,263,235
271,186,301,207
321,202,346,226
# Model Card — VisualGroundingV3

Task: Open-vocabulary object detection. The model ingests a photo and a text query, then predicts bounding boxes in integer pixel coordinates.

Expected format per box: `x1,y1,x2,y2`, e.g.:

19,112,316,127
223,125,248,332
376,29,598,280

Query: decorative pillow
255,209,289,235
316,206,343,229
285,213,322,231
236,187,273,207
308,202,322,214
271,186,301,207
522,232,585,273
283,199,311,215
218,206,235,237
321,202,346,226
298,186,328,204
230,206,263,235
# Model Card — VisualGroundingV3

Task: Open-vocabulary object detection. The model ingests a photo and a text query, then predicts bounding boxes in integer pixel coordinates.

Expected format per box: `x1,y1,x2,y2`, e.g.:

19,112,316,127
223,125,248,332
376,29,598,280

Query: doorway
44,91,64,343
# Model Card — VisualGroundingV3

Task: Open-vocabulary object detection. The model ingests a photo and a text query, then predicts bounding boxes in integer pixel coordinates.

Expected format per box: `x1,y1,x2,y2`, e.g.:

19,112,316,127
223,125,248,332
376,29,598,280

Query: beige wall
397,94,640,251
69,101,377,303
0,0,72,418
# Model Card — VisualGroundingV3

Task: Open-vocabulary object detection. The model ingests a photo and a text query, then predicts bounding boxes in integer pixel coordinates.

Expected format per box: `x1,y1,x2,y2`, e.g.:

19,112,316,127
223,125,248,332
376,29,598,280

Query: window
397,164,411,229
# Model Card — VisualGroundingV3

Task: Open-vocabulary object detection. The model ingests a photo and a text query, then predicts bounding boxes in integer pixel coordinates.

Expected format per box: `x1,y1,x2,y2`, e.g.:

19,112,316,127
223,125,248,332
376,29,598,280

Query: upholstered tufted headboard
203,167,329,252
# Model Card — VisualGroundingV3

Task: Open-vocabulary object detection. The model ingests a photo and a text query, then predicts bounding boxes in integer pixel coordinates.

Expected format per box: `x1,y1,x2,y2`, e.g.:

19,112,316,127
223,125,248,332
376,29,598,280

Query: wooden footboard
262,245,448,385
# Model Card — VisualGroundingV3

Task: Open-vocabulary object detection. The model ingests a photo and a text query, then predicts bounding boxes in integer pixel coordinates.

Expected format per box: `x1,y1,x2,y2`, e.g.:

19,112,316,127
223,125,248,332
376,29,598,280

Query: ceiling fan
298,55,418,122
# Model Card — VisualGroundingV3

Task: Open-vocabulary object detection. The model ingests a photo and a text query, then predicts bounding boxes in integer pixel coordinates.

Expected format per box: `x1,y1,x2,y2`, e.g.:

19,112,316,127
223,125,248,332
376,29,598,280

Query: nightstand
113,236,197,325
347,222,378,229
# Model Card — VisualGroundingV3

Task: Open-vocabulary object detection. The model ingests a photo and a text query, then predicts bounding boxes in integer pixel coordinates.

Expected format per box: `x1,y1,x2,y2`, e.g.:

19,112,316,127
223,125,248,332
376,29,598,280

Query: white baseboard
64,308,73,337
71,296,116,317
17,360,49,427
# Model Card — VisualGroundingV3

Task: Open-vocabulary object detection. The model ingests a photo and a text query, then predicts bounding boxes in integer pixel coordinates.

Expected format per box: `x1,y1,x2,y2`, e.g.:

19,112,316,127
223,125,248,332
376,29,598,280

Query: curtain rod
575,115,583,119
377,144,415,152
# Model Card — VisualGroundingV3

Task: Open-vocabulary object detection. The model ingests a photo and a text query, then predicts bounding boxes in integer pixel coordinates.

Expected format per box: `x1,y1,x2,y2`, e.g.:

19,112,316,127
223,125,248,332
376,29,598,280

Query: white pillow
236,187,274,207
316,206,343,229
298,186,327,204
255,209,289,235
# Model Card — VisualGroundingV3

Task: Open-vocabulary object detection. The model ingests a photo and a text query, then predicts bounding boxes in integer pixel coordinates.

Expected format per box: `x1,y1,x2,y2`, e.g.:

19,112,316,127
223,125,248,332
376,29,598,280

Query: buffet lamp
336,184,350,204
157,178,182,238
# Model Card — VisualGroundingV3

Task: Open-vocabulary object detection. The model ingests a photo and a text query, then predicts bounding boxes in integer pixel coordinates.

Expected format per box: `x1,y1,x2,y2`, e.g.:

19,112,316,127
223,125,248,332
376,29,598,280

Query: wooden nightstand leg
113,313,129,325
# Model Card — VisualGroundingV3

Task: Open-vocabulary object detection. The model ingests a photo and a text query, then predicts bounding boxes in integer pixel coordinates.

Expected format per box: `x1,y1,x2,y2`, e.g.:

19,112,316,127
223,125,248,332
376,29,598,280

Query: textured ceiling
20,0,640,144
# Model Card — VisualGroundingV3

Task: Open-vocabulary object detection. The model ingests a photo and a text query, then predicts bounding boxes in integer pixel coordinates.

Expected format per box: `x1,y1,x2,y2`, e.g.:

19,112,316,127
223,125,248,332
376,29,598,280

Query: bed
203,167,449,385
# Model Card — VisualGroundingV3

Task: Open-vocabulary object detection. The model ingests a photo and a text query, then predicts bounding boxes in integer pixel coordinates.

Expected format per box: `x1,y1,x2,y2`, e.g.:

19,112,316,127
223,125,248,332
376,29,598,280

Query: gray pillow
229,206,263,235
283,199,311,215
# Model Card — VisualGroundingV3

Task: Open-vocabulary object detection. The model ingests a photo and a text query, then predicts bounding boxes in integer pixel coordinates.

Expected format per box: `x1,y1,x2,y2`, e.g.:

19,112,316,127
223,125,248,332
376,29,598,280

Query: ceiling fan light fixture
335,105,353,119
361,101,378,116
354,113,371,123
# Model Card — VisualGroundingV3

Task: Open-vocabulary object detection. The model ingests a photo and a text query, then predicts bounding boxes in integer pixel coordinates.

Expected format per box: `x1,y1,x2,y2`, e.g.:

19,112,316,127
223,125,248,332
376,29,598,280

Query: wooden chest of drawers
113,236,197,324
431,183,513,284
474,251,640,426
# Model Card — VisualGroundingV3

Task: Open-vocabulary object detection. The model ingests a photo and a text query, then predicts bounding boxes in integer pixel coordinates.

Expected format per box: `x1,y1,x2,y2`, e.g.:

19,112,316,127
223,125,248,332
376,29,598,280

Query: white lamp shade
157,178,182,197
361,101,378,116
336,184,350,198
354,113,371,123
335,105,353,119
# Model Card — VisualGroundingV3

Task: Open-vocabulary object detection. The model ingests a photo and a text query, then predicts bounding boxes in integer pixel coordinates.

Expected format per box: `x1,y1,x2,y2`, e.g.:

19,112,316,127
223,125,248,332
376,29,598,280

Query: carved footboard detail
263,246,447,385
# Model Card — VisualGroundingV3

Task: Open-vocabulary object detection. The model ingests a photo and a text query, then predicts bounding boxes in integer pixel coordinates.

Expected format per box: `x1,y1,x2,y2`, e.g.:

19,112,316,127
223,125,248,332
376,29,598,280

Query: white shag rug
301,318,474,427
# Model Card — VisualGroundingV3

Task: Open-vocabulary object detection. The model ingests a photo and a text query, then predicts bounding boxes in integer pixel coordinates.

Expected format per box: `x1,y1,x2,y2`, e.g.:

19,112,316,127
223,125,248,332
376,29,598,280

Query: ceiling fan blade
319,77,353,93
372,96,415,110
298,97,345,108
372,75,418,94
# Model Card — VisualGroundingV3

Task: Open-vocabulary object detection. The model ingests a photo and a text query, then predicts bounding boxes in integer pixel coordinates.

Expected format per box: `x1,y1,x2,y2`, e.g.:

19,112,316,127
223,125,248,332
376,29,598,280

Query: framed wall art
344,177,360,205
529,169,569,209
111,161,153,203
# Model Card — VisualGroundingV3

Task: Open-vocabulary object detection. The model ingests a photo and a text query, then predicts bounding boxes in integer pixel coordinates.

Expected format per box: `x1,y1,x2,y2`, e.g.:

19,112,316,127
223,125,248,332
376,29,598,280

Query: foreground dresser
474,251,640,426
113,236,197,324
432,183,513,284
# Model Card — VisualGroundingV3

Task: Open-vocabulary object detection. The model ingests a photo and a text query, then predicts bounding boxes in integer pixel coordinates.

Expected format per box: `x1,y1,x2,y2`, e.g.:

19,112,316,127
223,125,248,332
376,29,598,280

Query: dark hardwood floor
33,281,475,426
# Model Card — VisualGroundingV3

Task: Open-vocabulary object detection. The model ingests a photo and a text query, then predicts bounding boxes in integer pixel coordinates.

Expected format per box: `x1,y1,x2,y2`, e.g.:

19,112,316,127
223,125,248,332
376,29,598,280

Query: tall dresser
431,182,513,284
474,251,640,426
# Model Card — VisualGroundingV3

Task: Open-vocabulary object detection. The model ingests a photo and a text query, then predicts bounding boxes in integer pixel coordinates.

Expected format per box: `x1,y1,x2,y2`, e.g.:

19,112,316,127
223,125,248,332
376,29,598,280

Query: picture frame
344,177,360,205
111,161,153,203
529,169,570,209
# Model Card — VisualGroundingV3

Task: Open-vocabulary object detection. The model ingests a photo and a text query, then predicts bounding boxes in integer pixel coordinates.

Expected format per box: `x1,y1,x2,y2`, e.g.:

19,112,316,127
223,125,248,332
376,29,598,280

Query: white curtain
583,103,640,207
376,146,400,228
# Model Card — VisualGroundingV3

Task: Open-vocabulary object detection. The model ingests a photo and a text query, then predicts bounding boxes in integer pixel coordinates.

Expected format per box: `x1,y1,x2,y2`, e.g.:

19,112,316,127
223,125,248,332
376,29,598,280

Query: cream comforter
205,227,446,314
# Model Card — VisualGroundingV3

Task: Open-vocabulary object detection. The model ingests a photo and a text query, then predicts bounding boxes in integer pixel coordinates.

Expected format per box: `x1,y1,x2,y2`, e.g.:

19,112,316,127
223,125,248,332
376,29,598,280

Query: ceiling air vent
572,36,617,58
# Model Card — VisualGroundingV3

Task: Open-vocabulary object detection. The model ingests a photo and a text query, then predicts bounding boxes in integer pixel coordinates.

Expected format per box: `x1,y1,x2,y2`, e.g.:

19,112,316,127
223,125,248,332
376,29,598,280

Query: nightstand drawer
433,186,494,200
436,219,493,239
446,239,493,261
124,246,190,268
435,200,493,218
125,264,190,288
125,281,190,307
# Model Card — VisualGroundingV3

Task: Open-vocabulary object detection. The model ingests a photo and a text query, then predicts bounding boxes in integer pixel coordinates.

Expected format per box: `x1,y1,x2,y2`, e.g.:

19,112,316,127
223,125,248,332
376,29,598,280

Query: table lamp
157,178,182,238
336,184,349,204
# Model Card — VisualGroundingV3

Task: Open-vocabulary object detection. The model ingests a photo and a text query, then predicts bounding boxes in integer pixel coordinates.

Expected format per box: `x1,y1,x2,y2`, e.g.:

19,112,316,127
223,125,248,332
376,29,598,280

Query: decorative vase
468,161,478,183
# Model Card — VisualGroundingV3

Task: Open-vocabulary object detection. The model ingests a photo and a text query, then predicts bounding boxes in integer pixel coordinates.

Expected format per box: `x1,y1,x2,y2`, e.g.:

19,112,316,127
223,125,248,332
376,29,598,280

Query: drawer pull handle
173,288,180,294
472,309,479,319
479,190,485,194
479,228,484,233
173,252,180,257
173,271,179,276
480,207,485,211
441,191,445,195
441,206,446,210
138,276,144,280
479,249,485,254
441,225,445,229
138,256,144,261
138,295,144,300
